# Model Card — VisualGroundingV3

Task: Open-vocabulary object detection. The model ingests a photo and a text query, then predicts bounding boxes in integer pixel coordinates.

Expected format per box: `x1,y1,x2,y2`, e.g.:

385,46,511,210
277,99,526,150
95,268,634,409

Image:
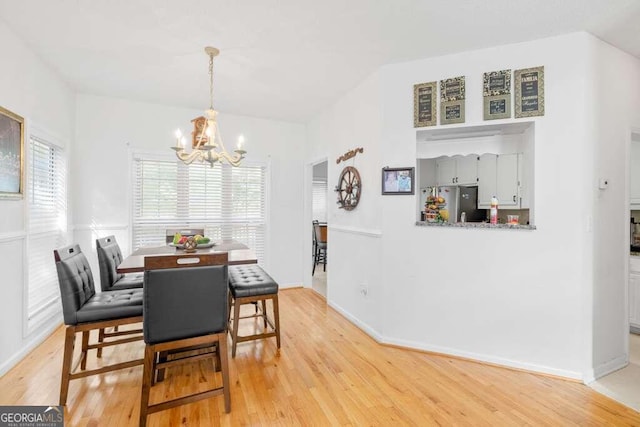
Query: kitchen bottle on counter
490,196,498,224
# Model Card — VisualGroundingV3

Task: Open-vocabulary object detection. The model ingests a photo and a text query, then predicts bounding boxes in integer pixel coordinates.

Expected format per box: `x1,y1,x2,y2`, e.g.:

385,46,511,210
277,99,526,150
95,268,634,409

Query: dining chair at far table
53,244,143,406
96,235,144,292
139,252,231,427
95,235,144,356
313,221,327,275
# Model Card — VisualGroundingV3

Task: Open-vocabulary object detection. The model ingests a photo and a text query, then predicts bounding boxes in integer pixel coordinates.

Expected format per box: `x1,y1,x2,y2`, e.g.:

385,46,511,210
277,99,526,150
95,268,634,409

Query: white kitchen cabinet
631,140,640,206
630,258,640,331
477,154,497,207
436,157,456,186
437,155,478,186
496,154,519,207
630,273,640,331
478,153,522,208
456,155,479,185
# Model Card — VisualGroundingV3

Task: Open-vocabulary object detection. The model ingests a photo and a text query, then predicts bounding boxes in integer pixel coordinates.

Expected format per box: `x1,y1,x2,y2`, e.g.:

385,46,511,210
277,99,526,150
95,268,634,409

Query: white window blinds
27,135,67,330
132,155,266,263
312,179,327,222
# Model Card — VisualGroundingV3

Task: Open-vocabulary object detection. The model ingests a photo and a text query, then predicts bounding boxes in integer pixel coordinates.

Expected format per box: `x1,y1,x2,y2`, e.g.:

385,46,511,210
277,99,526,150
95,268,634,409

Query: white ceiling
1,0,639,123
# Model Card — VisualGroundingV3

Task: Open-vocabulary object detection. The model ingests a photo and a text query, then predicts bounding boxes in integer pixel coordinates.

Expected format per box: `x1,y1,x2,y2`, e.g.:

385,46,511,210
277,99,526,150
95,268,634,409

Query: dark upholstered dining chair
139,252,230,427
54,244,143,406
96,235,143,292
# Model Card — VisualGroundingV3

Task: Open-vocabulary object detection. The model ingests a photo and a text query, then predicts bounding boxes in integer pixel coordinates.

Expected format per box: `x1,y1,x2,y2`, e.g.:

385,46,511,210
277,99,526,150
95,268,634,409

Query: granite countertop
415,221,536,230
631,252,640,257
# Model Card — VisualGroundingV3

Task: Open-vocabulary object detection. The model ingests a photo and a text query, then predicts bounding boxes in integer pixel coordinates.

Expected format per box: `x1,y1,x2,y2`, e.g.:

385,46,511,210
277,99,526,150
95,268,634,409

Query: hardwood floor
1,288,639,426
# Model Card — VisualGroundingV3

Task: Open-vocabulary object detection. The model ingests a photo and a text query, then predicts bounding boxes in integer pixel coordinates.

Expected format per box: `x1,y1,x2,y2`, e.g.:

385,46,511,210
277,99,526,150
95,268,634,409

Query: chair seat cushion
111,273,144,290
228,265,278,298
76,288,143,323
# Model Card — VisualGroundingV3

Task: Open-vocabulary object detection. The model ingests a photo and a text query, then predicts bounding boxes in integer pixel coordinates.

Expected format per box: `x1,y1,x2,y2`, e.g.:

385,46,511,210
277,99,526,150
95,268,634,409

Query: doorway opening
312,160,328,297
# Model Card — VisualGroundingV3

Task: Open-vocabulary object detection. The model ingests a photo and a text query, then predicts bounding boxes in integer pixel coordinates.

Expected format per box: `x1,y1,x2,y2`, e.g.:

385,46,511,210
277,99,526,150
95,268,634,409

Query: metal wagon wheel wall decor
335,165,361,211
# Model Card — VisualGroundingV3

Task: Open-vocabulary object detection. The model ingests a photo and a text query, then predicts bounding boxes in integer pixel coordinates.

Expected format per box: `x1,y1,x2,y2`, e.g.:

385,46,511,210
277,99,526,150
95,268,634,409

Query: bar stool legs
228,293,280,357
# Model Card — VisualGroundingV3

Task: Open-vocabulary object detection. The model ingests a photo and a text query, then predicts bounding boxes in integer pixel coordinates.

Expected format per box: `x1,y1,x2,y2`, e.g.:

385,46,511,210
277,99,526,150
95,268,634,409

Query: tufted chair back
143,253,228,345
54,244,97,325
96,235,124,291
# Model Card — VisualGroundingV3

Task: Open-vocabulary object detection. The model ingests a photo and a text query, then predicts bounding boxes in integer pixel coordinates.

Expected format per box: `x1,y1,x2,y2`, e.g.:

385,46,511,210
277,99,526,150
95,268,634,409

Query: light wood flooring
1,288,639,426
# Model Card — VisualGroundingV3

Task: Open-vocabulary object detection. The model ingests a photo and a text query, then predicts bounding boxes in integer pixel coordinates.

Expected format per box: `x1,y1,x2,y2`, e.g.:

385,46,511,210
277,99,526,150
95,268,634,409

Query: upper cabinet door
477,154,497,207
436,157,456,186
456,155,478,186
496,154,519,207
631,140,640,205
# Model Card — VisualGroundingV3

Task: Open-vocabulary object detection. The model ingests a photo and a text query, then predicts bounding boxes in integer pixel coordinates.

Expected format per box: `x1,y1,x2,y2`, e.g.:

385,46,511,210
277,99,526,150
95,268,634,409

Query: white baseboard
328,300,582,381
585,354,629,383
328,300,384,343
279,282,303,289
0,321,62,376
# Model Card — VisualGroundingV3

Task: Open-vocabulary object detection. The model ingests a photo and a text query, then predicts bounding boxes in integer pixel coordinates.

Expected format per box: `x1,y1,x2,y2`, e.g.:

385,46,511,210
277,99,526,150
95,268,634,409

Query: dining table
116,240,257,273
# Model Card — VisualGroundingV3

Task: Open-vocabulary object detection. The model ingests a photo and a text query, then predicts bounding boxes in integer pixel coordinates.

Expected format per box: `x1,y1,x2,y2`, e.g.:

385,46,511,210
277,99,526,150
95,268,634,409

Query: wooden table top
116,240,257,273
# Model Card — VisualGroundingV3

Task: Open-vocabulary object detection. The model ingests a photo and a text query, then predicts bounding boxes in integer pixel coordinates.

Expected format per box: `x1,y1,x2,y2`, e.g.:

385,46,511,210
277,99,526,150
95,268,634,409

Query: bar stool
228,265,280,357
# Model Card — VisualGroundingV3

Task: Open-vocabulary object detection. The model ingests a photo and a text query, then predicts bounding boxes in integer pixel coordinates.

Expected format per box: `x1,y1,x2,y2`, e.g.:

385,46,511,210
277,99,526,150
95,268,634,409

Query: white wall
0,21,75,374
589,37,640,378
306,71,385,330
308,33,603,379
73,94,306,287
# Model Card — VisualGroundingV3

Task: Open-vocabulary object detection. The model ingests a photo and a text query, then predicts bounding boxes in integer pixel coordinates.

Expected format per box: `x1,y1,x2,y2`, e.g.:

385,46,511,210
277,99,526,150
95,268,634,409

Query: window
312,179,327,222
26,135,67,331
132,154,266,263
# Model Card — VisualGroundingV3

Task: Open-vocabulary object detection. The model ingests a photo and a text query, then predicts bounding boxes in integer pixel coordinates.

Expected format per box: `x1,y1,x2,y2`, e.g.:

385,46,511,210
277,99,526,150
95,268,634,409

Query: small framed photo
0,106,25,199
382,167,414,195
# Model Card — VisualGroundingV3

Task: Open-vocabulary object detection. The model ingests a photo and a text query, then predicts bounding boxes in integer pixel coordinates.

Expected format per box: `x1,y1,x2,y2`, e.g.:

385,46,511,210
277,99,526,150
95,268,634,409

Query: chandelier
172,46,246,167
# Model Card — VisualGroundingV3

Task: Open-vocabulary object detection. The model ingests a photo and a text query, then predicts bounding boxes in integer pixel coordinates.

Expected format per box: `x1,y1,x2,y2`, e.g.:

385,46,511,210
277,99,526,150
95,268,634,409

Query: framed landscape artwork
0,106,24,199
382,167,415,195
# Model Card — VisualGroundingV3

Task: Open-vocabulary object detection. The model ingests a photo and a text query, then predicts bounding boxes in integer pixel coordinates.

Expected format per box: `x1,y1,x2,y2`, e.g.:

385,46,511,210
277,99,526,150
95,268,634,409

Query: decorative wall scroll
483,69,511,120
413,81,437,127
336,147,364,164
515,66,544,118
0,106,24,199
440,76,465,125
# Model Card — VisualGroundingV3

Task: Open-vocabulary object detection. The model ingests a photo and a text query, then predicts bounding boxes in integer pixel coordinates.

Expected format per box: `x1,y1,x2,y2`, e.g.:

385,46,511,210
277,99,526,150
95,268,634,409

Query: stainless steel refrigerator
457,186,486,222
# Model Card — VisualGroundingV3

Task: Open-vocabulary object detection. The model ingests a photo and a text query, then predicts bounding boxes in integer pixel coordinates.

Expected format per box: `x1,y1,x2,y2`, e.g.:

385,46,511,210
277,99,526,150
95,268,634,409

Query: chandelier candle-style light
172,46,246,167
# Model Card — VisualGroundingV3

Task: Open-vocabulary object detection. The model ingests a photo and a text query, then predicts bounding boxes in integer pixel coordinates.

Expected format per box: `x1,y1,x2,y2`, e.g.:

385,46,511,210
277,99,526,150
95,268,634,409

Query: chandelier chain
209,52,215,110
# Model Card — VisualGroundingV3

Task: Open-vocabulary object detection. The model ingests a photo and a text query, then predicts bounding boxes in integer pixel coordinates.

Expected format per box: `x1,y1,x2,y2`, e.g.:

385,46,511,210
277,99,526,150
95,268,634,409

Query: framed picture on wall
440,76,466,125
483,69,511,120
382,167,415,195
515,66,545,118
413,81,437,127
0,106,24,199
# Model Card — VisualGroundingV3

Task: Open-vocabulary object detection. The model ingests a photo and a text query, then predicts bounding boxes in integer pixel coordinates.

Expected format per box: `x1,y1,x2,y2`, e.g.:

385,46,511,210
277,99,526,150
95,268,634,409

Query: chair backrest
143,253,229,344
313,222,327,244
165,228,205,244
96,235,124,291
54,244,97,326
312,220,318,245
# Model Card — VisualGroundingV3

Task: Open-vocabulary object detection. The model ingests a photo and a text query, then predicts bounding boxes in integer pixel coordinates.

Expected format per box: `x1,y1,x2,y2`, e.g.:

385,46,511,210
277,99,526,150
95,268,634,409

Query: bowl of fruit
170,233,215,249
